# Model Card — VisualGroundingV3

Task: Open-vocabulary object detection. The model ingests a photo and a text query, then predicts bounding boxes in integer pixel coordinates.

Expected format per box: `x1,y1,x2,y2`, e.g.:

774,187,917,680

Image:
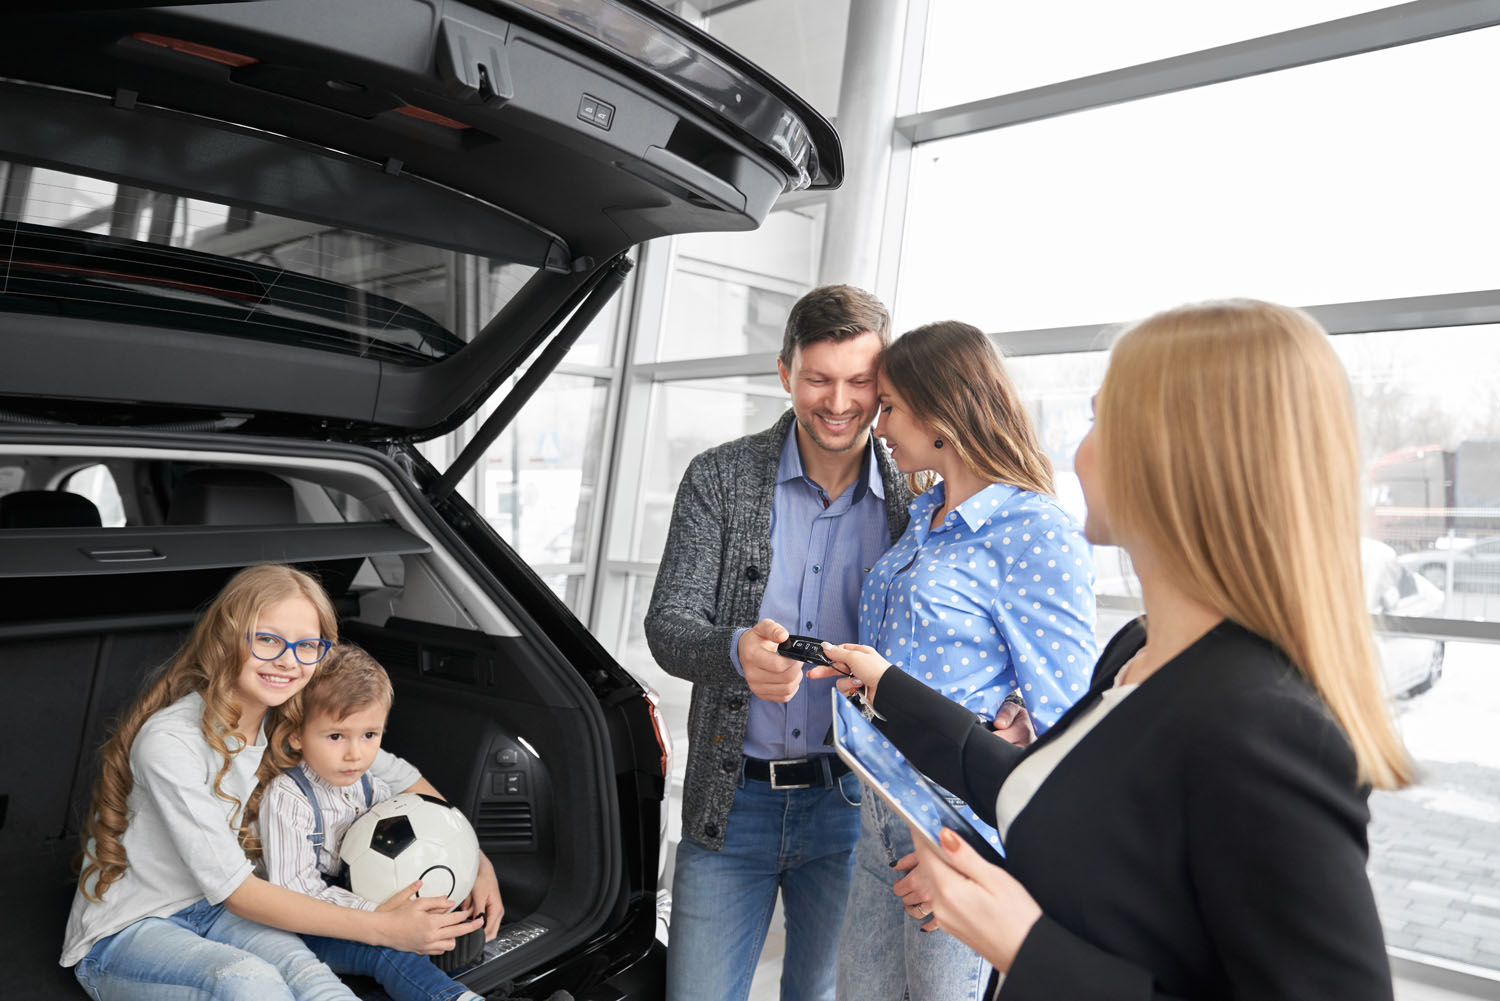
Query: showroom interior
23,1,1497,998
410,3,1500,998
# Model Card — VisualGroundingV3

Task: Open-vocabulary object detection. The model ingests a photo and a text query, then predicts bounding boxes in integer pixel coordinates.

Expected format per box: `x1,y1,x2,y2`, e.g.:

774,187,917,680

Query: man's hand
991,698,1036,747
739,618,802,703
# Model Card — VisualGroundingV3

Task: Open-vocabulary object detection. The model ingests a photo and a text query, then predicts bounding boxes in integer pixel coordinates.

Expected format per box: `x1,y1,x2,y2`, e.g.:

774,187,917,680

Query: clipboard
829,688,1000,862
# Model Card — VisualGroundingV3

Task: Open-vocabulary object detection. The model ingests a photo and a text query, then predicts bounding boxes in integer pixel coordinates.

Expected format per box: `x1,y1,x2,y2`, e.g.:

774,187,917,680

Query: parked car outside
1364,539,1446,699
1399,534,1500,594
0,2,840,999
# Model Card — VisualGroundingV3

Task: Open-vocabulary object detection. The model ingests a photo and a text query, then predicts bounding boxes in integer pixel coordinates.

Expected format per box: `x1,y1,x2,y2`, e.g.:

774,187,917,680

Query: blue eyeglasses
247,631,332,665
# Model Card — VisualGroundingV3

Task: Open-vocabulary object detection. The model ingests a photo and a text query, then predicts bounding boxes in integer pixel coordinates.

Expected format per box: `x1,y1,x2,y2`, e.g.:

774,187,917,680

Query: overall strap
285,766,325,850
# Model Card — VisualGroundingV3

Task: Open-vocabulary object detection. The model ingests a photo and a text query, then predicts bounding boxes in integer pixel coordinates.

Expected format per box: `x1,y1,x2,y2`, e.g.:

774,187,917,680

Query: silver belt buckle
769,758,811,790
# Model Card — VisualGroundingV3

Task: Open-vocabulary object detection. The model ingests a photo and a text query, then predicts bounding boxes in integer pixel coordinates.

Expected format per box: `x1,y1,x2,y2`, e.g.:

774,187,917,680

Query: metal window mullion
633,352,779,381
896,0,1500,145
588,240,672,646
991,289,1500,358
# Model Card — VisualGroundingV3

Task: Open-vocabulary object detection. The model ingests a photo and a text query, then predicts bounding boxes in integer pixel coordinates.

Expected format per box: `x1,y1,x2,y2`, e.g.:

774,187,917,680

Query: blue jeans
836,795,991,1001
304,934,471,1001
665,761,863,1001
74,900,354,1001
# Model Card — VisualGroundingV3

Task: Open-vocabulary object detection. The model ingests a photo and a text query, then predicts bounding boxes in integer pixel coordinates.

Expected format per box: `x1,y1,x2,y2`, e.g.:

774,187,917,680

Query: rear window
0,163,537,365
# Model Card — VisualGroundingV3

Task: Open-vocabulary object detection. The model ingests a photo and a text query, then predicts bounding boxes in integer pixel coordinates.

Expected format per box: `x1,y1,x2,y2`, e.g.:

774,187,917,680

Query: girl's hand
378,894,484,955
464,853,505,939
806,643,892,705
375,879,423,912
907,826,1042,973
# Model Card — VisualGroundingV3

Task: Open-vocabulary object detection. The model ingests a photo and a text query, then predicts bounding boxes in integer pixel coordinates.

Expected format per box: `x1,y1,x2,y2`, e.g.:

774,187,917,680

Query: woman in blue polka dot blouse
830,321,1097,1001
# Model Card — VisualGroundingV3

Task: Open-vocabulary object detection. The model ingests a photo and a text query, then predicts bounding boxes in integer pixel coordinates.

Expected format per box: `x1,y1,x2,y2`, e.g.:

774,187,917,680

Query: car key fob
776,634,836,668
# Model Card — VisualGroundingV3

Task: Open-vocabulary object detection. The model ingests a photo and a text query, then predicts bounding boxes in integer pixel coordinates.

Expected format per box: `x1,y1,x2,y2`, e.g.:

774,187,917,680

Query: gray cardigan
644,409,911,850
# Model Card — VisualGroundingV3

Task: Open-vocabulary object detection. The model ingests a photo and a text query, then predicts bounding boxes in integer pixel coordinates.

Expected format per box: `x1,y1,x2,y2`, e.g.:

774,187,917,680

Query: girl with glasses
63,563,487,1001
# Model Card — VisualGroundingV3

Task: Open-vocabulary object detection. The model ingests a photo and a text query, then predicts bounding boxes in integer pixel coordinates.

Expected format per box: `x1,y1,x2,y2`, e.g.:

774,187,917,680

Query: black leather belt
743,755,850,790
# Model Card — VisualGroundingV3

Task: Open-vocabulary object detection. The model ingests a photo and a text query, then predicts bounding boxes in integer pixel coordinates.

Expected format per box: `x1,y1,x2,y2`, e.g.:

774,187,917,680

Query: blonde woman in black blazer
813,299,1413,1000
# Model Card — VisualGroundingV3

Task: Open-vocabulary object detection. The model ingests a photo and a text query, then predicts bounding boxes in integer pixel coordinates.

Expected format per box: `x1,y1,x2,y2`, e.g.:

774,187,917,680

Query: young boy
260,644,487,1001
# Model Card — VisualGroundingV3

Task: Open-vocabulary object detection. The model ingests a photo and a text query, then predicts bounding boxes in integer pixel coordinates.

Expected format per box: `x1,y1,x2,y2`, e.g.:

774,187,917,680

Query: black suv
0,3,839,999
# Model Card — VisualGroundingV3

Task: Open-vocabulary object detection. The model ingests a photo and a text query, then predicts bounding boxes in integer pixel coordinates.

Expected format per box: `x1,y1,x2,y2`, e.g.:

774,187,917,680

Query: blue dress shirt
730,424,893,761
860,480,1097,846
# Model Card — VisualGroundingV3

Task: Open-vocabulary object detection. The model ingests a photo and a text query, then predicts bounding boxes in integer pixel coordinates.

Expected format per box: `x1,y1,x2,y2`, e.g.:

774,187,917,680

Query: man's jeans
835,794,991,1001
665,761,863,1001
74,899,354,1001
304,933,472,1001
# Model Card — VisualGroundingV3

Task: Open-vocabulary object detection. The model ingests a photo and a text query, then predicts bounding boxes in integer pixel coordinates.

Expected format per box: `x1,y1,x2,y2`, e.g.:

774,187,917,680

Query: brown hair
880,320,1055,497
1096,299,1412,789
779,284,891,367
77,564,338,900
270,644,394,759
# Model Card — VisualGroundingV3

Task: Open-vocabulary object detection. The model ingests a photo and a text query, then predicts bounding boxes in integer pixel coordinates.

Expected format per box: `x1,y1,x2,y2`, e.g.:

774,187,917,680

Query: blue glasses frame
247,631,332,665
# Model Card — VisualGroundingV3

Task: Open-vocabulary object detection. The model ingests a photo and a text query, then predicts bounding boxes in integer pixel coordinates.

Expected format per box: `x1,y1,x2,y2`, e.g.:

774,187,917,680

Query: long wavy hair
881,320,1055,497
1096,299,1412,789
77,564,338,901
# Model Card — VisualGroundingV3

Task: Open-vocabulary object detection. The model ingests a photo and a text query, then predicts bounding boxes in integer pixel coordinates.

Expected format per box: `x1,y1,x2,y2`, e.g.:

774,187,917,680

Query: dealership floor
632,643,1500,1001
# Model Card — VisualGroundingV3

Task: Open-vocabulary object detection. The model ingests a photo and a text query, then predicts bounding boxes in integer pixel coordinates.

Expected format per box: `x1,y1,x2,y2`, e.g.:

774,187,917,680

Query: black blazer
873,618,1392,1001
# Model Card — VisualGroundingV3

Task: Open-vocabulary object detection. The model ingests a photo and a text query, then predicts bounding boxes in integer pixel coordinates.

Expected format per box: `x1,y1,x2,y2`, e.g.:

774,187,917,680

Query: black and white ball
342,793,482,907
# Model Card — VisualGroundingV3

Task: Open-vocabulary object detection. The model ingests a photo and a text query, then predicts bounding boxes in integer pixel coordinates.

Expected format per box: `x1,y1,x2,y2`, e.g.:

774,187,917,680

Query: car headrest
167,469,296,525
0,489,104,528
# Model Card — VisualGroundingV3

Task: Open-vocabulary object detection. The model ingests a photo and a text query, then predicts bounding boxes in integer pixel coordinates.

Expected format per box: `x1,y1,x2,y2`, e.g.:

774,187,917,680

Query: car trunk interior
0,434,624,1000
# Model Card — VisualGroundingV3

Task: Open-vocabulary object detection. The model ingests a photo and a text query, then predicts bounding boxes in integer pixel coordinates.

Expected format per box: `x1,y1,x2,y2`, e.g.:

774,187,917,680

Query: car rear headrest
0,489,104,528
167,469,296,525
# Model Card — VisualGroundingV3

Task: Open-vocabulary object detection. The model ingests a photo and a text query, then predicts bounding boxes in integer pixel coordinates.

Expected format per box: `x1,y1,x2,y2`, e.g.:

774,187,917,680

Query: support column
818,0,908,291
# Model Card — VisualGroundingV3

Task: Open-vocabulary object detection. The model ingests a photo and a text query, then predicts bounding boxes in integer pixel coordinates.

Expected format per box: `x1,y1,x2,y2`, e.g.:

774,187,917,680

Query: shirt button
792,729,801,738
813,565,820,574
805,621,813,629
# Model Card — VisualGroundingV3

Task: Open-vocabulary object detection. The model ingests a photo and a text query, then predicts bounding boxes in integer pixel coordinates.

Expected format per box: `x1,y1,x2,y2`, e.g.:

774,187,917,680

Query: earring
933,439,943,449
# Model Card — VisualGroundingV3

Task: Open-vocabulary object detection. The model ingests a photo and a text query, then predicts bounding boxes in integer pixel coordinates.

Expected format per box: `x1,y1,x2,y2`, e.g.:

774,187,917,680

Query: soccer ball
341,793,482,907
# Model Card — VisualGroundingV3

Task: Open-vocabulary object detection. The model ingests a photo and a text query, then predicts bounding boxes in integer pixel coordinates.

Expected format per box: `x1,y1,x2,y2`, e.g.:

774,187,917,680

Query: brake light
642,687,673,780
131,32,258,68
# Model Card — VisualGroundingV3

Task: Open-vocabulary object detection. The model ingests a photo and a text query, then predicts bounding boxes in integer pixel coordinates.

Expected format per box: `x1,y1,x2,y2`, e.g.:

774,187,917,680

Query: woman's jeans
836,794,991,1001
74,899,355,1001
304,934,472,1001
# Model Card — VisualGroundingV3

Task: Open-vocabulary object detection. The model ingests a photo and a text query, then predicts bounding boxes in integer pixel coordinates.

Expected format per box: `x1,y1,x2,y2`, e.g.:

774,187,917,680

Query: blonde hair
268,643,393,762
77,564,338,900
1096,299,1412,789
881,321,1054,497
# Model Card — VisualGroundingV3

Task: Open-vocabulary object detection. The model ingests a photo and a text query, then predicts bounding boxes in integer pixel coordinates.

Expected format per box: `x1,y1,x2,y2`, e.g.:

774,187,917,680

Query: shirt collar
915,480,1023,533
775,419,884,502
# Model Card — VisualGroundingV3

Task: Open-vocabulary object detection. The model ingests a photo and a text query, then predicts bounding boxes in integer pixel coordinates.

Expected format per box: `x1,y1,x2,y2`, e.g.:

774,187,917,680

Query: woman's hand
889,850,941,928
907,826,1042,973
806,643,892,706
464,853,505,939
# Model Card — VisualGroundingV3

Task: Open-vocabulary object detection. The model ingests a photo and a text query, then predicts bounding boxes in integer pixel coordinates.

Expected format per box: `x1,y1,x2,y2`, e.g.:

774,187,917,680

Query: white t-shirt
60,691,420,967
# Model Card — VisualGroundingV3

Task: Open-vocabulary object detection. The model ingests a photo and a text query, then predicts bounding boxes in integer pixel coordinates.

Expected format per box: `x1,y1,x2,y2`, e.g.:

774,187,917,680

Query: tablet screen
830,689,996,859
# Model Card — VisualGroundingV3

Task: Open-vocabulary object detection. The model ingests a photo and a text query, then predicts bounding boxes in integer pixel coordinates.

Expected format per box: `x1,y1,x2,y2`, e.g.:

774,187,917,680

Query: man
645,285,911,1001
